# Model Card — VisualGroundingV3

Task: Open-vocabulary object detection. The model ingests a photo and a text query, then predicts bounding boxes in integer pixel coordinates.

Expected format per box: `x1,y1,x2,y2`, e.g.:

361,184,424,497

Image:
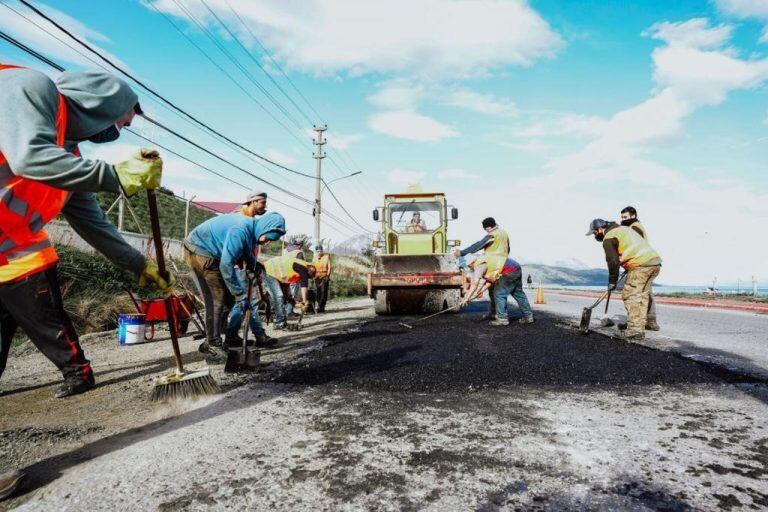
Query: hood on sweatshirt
55,70,138,141
253,211,286,242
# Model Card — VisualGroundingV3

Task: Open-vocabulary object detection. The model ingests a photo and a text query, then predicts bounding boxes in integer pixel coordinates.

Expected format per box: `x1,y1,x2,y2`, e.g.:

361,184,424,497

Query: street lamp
321,170,362,194
315,171,363,244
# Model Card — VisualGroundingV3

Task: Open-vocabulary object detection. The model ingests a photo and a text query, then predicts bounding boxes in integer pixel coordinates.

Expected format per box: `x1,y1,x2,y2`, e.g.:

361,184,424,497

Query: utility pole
313,124,327,245
753,276,758,297
118,194,125,231
185,195,197,237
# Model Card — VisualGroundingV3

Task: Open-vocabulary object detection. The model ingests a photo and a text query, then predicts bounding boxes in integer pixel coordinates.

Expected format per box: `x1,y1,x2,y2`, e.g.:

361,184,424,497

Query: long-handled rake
147,189,219,401
399,288,485,329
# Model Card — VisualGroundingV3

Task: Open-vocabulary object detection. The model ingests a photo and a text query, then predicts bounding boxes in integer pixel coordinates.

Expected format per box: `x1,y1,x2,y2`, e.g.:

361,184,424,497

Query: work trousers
493,270,533,320
184,247,233,346
262,274,292,325
623,265,661,335
0,266,92,383
225,269,265,339
315,277,329,312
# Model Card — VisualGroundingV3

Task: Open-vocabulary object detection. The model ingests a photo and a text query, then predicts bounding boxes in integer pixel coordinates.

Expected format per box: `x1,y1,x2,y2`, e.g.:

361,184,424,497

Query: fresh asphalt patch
268,310,760,393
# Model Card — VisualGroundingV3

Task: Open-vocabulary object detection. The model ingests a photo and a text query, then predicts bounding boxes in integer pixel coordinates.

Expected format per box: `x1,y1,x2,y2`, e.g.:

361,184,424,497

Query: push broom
147,188,219,401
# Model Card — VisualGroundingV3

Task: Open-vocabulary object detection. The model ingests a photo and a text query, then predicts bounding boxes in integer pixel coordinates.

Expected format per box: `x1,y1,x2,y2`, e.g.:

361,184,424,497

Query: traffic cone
535,284,546,304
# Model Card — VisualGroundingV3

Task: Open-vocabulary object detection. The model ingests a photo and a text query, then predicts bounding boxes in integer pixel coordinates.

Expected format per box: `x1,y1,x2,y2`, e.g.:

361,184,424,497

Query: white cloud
0,1,132,72
368,111,458,142
715,1,768,42
147,0,562,78
438,169,479,180
489,17,768,284
507,140,554,152
367,80,424,110
264,148,296,166
643,18,733,49
441,89,517,116
515,113,606,138
326,132,363,150
387,169,426,186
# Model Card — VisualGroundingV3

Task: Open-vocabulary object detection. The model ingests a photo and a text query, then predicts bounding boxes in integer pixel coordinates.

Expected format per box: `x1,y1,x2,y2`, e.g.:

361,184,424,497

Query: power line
221,0,325,124
15,0,315,180
1,7,369,235
197,0,313,128
170,0,306,135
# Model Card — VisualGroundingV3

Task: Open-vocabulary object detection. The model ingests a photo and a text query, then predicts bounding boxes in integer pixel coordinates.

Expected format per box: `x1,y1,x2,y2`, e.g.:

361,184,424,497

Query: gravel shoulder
0,297,373,511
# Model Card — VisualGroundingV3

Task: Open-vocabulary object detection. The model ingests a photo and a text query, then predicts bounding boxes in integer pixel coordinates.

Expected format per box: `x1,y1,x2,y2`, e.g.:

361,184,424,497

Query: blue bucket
118,314,146,346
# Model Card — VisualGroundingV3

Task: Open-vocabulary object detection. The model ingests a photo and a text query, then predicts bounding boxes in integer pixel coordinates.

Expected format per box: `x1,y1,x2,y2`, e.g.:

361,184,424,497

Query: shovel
579,272,626,335
225,276,260,372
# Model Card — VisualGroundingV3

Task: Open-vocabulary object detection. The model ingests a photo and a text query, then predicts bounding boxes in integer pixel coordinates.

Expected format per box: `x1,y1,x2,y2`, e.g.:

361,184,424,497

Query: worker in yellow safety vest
263,251,317,328
312,245,332,313
462,253,534,326
0,65,172,403
453,217,510,319
587,218,662,341
620,205,658,331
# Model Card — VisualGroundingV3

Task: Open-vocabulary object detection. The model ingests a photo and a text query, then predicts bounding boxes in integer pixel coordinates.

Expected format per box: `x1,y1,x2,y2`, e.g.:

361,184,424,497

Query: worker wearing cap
241,190,267,217
184,211,286,358
453,217,510,318
587,218,662,341
0,66,173,403
312,245,332,313
461,254,533,325
620,206,659,331
263,251,317,328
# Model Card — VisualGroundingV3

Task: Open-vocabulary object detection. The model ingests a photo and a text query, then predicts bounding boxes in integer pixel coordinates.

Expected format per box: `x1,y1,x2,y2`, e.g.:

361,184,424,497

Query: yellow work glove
138,260,175,293
114,148,163,197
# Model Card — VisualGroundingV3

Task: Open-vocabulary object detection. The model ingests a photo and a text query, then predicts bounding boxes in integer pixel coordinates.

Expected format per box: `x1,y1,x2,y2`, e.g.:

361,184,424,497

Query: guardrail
47,220,183,259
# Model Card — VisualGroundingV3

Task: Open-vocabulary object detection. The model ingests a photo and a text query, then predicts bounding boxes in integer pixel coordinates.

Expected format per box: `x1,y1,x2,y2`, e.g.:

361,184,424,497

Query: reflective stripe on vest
312,254,330,278
629,220,648,241
0,64,71,283
604,226,660,270
484,227,510,256
265,253,308,284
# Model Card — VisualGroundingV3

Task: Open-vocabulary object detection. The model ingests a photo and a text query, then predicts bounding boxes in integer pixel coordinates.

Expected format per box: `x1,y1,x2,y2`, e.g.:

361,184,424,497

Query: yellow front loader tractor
367,187,466,315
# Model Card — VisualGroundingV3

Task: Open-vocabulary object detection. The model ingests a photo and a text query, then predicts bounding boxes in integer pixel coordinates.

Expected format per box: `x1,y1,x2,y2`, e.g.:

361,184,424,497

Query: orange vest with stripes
0,64,72,283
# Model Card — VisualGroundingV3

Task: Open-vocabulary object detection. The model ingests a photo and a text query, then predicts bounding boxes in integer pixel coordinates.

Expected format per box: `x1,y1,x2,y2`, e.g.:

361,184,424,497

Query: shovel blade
579,307,592,334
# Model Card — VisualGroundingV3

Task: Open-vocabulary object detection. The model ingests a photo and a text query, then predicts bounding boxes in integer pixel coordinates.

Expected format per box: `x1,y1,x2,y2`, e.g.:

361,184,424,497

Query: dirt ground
2,299,768,511
0,298,371,510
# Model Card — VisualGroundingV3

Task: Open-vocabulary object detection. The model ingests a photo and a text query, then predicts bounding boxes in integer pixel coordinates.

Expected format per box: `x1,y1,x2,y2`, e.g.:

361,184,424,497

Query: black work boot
55,377,95,398
0,470,25,500
254,334,278,347
198,340,228,362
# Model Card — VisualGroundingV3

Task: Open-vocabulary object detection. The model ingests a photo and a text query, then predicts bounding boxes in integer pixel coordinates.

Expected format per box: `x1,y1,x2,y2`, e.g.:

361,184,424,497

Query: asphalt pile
272,310,759,393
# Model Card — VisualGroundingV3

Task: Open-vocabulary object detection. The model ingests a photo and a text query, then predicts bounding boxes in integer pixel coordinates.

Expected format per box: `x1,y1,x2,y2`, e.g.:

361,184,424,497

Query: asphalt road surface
10,300,768,511
539,291,768,378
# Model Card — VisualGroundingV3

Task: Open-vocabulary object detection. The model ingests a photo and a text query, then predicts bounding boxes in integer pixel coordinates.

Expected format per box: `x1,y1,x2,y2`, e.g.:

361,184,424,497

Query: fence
47,220,183,260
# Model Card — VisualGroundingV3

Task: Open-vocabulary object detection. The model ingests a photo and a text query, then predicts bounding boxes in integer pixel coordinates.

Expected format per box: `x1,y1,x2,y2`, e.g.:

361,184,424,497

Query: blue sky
1,0,767,285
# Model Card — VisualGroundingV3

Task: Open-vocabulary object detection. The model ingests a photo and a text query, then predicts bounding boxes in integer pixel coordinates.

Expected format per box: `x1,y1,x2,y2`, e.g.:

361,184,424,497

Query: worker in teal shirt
183,211,285,359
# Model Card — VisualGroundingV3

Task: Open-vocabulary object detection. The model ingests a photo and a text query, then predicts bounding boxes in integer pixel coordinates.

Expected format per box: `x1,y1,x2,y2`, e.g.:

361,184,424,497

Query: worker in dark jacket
587,218,662,341
620,206,658,330
184,211,286,358
0,66,172,400
0,66,173,502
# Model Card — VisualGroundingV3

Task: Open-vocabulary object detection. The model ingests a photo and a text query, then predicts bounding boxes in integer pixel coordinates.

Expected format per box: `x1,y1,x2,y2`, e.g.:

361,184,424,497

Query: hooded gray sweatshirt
0,67,145,274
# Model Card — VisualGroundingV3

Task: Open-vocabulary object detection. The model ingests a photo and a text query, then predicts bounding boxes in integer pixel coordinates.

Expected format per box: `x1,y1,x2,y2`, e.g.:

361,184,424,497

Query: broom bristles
150,368,220,401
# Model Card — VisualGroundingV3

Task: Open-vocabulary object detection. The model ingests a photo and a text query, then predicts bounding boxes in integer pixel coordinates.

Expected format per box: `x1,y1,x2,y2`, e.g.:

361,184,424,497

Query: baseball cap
243,190,267,204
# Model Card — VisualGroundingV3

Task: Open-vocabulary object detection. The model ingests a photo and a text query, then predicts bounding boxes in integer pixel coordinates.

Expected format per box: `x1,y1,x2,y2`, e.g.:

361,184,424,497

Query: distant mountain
552,258,590,270
332,234,375,257
523,264,608,286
